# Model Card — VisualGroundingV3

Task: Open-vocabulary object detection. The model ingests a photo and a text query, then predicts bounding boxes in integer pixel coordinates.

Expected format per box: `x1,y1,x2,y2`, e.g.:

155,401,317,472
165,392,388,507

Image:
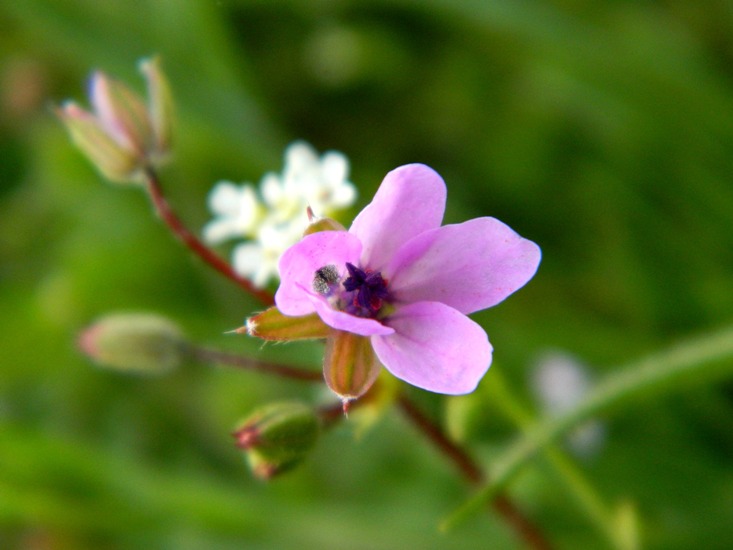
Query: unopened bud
243,307,331,341
57,102,142,183
303,207,346,235
78,312,184,374
57,56,173,184
233,401,320,480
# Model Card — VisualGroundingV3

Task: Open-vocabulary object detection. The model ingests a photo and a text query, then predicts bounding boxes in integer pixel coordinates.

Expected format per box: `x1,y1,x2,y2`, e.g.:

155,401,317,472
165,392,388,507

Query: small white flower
531,351,605,457
264,141,356,218
203,182,262,244
232,223,300,288
284,142,356,213
203,141,357,288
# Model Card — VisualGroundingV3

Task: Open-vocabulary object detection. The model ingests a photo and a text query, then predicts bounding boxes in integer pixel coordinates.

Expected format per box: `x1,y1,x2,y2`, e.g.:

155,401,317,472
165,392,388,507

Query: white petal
321,151,349,184
260,173,284,206
202,219,239,244
207,181,242,216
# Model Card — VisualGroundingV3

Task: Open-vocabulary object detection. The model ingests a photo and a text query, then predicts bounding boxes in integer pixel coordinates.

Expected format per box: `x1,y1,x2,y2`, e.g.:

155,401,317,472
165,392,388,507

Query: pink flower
275,164,541,398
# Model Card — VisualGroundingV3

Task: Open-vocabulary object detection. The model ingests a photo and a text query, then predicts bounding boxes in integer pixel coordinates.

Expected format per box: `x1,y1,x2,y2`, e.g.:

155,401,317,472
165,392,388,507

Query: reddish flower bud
78,312,184,375
57,56,173,184
233,401,320,480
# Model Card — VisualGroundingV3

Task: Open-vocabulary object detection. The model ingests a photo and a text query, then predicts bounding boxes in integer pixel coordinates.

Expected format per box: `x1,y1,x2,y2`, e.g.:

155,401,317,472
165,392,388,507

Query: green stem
397,394,553,550
443,324,733,531
486,371,626,549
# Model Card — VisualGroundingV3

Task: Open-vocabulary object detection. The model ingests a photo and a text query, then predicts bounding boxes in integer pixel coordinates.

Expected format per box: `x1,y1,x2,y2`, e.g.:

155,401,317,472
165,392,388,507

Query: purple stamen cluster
342,262,389,316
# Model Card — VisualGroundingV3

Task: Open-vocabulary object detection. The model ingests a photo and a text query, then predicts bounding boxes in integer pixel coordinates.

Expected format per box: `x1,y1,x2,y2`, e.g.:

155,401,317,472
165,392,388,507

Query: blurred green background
3,1,733,548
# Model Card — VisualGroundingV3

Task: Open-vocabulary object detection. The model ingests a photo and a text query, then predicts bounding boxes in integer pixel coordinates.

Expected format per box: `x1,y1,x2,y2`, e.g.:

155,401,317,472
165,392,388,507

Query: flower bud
303,207,346,235
78,312,184,375
243,307,331,341
57,102,142,183
233,401,320,480
57,56,173,184
89,71,152,157
323,330,381,409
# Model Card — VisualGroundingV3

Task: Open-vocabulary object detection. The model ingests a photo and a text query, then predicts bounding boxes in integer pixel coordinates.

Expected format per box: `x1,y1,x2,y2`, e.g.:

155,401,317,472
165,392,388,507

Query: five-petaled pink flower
275,164,541,399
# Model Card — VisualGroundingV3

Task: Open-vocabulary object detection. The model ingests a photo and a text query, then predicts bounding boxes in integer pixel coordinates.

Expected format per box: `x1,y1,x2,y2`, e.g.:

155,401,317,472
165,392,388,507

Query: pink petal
371,301,492,394
349,164,446,271
275,231,362,316
309,294,394,336
90,72,149,153
387,217,541,315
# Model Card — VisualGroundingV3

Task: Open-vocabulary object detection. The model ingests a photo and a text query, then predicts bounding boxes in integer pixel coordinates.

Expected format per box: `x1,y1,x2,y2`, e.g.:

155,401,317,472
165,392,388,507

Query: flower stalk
185,343,321,382
397,393,552,550
143,168,275,305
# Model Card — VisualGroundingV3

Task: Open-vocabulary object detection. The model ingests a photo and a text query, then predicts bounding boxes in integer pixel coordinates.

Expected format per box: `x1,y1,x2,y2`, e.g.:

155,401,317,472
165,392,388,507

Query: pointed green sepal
245,307,331,341
139,56,174,158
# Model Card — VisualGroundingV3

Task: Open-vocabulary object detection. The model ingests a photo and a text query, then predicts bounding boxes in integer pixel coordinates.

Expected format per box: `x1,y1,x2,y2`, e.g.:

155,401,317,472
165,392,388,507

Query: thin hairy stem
397,393,552,550
186,344,322,382
143,168,274,305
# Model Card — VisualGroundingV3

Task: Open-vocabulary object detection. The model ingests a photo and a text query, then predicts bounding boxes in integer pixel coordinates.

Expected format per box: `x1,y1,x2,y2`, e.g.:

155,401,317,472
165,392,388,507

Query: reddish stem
396,393,552,550
144,169,275,305
187,345,322,382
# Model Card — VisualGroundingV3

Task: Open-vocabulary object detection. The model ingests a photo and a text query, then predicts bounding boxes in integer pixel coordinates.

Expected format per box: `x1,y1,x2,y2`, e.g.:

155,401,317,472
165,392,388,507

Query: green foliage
2,0,733,548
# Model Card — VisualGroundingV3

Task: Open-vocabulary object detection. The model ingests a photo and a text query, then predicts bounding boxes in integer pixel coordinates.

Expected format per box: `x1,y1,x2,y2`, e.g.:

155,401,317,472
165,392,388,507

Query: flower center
312,262,389,318
343,262,389,316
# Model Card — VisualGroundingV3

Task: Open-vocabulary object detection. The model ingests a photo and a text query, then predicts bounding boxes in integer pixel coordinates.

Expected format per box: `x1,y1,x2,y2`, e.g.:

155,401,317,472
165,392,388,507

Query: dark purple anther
343,262,389,316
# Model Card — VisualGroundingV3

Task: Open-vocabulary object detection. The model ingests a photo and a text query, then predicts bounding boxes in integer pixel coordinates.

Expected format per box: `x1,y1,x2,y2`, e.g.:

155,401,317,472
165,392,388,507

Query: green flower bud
78,312,184,375
57,56,174,184
233,401,320,480
303,207,346,235
57,102,143,183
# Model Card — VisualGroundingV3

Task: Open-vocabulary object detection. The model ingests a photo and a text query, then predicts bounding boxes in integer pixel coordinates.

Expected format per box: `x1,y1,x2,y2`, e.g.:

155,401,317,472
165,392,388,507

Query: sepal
139,56,174,158
323,330,381,407
244,307,330,341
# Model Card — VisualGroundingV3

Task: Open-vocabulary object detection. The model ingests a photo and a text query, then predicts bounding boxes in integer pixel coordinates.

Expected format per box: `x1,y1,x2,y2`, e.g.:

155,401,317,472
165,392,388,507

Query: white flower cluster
203,141,357,288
